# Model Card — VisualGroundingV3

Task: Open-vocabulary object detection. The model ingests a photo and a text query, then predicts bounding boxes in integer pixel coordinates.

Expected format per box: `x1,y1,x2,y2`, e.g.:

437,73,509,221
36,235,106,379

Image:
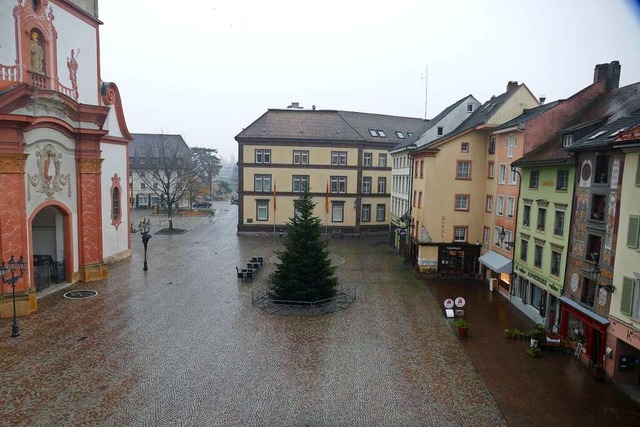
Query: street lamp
588,254,615,293
138,219,152,271
1,255,26,338
498,226,516,251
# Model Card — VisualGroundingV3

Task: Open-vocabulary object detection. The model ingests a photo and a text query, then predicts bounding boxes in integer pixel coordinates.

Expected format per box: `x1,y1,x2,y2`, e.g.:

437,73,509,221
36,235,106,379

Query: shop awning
559,296,609,325
478,251,512,273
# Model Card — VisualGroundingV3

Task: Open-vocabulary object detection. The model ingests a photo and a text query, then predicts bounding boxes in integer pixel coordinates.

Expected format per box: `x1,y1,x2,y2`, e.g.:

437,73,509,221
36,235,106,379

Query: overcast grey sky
99,0,640,162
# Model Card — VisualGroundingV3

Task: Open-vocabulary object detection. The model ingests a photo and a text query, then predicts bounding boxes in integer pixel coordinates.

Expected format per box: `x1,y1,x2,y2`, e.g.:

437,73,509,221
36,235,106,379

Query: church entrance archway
30,204,72,291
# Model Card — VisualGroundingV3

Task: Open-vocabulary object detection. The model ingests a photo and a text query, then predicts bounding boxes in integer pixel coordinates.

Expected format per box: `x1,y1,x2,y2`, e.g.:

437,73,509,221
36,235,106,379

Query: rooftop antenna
421,65,428,120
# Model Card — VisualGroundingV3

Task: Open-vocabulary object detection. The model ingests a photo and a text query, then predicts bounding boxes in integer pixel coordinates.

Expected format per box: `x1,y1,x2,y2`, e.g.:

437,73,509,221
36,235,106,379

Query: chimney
539,94,546,105
594,61,621,91
287,102,303,109
506,81,519,93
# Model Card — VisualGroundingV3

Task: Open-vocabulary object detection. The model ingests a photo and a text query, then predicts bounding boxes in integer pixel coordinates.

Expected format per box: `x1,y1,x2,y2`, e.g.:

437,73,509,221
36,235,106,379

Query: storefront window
531,284,546,314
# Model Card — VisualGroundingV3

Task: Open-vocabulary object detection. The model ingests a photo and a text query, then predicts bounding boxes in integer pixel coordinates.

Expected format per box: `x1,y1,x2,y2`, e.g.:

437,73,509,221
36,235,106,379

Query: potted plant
529,323,546,348
455,318,469,337
525,347,542,358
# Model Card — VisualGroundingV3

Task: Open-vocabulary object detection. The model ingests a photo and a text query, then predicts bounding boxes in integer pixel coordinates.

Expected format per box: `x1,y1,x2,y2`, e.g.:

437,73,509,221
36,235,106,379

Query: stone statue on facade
30,31,44,73
67,48,79,89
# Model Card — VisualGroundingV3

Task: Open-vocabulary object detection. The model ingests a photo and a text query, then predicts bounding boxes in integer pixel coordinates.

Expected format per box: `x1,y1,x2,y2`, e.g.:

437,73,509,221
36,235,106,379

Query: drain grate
64,290,98,299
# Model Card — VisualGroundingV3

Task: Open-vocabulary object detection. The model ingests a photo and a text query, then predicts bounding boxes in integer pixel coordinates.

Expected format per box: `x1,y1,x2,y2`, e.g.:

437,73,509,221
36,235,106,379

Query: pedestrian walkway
425,279,640,426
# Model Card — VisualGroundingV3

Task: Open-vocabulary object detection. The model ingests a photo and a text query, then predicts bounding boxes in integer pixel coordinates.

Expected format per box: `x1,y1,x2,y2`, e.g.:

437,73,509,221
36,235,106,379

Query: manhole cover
64,290,98,299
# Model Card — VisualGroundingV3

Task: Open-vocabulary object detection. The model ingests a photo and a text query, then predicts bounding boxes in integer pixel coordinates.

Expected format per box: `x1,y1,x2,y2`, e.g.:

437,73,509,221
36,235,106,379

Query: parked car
192,202,212,209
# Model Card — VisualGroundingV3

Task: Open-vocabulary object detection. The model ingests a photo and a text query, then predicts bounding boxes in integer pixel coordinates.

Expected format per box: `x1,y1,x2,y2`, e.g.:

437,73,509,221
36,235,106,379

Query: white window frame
486,195,493,213
507,196,516,218
292,175,309,193
362,204,371,222
496,195,505,216
293,150,309,165
376,204,386,222
509,167,518,185
362,177,372,194
332,202,344,222
455,195,469,211
330,176,347,194
255,149,271,164
256,200,269,221
454,226,467,242
363,152,372,166
499,164,507,184
506,134,516,158
254,174,272,192
377,177,386,194
331,151,347,166
378,153,387,167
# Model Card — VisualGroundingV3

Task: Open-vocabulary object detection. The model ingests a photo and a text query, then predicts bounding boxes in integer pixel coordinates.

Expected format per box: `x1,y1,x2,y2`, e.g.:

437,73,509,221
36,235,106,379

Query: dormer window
562,134,573,148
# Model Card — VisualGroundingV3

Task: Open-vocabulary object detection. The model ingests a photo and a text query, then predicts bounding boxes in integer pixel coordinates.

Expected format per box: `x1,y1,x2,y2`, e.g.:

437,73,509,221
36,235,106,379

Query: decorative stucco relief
28,143,70,200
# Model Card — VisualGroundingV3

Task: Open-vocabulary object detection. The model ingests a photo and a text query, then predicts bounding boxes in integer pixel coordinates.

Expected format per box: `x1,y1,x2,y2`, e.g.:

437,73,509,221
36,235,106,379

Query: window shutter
636,161,640,186
620,277,635,316
627,216,640,248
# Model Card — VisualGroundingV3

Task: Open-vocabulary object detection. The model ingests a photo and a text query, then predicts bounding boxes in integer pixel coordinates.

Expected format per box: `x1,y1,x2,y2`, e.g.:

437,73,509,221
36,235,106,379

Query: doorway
31,205,71,291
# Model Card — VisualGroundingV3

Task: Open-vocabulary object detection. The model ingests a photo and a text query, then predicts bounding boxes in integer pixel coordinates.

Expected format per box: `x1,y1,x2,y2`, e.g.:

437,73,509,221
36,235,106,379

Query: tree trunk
167,203,174,230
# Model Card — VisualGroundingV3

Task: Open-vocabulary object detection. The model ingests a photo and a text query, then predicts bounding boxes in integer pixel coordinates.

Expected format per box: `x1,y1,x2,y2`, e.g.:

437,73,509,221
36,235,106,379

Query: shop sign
626,328,640,345
446,246,462,251
541,179,555,187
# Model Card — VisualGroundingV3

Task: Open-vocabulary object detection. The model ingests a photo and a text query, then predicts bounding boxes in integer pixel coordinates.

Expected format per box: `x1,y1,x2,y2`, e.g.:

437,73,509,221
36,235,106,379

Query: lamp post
589,254,614,293
138,219,152,271
498,226,516,251
1,255,26,338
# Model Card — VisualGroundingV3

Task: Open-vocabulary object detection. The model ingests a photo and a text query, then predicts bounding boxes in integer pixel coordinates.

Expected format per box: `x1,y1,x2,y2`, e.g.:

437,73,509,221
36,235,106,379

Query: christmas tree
269,187,338,301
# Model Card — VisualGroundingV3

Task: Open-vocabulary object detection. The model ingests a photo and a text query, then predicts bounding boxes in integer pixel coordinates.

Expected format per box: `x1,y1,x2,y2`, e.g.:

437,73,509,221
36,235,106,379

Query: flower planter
457,327,469,337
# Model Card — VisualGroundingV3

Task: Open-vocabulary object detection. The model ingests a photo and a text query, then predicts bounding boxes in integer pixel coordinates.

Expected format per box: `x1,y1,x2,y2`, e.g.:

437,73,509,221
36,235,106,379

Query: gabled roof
569,108,640,151
413,85,527,153
565,83,640,151
391,94,476,152
494,101,560,131
129,133,192,169
235,109,425,144
511,134,573,167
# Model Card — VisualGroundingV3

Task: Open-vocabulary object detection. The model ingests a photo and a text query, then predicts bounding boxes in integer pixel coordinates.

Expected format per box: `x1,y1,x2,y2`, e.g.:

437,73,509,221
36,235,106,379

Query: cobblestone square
1,203,639,426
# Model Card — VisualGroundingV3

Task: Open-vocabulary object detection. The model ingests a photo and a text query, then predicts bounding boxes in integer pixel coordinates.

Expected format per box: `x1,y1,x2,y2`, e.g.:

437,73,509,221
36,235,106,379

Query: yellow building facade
236,108,424,234
410,84,538,275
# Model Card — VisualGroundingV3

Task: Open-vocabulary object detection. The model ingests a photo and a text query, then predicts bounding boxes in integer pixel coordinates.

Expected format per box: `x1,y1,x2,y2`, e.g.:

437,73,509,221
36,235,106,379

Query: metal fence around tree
252,285,356,316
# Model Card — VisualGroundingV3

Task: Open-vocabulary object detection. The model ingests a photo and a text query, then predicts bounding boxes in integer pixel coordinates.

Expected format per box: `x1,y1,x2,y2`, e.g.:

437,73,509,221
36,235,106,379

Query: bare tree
191,147,221,200
135,134,196,230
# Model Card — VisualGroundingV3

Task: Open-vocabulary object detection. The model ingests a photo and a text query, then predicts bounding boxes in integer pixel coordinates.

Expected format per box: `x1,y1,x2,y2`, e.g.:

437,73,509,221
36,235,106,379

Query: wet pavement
1,201,639,426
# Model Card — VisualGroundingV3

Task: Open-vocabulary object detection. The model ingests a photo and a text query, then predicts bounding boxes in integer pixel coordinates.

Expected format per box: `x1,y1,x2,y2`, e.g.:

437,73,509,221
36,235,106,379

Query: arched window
110,174,123,229
112,187,120,221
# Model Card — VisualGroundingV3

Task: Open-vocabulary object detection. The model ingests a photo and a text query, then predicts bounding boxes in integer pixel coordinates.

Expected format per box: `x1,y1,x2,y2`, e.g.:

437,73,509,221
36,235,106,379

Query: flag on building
325,181,329,213
273,182,277,211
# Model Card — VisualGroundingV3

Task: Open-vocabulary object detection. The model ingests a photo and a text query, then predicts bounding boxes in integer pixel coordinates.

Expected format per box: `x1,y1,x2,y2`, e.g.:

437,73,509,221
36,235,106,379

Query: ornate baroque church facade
0,0,131,317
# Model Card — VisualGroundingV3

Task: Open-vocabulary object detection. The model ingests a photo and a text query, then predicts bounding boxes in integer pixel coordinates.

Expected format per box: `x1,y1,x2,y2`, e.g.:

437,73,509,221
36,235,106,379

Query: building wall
564,152,623,316
488,86,539,126
606,149,640,384
414,96,480,148
610,149,640,322
51,2,99,105
522,81,606,154
101,142,130,261
239,141,391,232
417,131,489,245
